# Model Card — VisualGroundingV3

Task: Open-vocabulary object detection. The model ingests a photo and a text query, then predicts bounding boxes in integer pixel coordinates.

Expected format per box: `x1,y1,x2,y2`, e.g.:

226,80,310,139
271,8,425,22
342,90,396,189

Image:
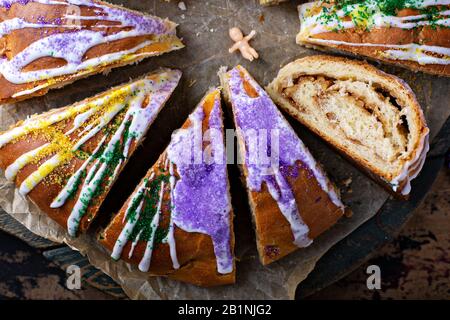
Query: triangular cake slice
220,65,344,265
267,55,430,197
0,68,181,236
0,0,184,103
99,89,235,287
296,0,450,77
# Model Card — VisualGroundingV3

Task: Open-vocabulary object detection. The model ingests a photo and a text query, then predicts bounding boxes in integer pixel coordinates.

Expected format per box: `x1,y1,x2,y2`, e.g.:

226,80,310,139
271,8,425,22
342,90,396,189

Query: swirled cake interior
283,74,409,173
268,55,430,195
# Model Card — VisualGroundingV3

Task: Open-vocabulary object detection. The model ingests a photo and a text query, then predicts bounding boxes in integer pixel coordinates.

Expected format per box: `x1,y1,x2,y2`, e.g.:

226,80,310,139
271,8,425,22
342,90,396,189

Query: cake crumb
178,1,187,11
259,14,265,23
344,208,353,218
341,177,352,187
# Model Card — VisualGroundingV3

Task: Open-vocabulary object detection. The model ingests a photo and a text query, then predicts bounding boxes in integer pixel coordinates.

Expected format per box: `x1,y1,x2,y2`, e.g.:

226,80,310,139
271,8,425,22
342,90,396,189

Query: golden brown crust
297,3,450,77
248,162,343,265
0,1,183,104
297,35,450,77
0,126,116,232
219,66,344,265
99,90,236,287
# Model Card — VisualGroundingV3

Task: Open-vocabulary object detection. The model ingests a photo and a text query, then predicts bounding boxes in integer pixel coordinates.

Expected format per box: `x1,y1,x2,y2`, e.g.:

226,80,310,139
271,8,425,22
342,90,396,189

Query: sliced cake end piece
267,55,430,197
219,65,344,265
99,89,235,287
0,0,184,103
296,1,450,77
0,68,182,236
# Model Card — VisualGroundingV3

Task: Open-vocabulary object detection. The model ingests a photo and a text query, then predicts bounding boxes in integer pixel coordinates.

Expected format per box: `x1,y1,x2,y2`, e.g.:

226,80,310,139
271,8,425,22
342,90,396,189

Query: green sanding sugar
127,174,171,245
316,0,447,31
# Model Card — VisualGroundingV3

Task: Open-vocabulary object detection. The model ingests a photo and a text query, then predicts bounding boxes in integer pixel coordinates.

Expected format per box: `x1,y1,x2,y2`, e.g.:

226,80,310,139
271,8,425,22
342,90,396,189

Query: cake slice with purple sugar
0,0,184,103
220,65,345,265
99,89,235,287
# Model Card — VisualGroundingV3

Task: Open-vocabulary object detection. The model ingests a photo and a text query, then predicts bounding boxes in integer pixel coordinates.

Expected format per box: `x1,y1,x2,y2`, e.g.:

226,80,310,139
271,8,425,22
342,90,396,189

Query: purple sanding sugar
168,92,233,274
226,66,344,246
1,0,173,84
227,66,317,247
227,66,312,192
1,0,168,34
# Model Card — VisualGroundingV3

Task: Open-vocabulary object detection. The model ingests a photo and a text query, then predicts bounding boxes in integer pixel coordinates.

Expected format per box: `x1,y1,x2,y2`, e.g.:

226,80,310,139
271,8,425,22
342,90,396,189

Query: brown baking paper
0,0,449,300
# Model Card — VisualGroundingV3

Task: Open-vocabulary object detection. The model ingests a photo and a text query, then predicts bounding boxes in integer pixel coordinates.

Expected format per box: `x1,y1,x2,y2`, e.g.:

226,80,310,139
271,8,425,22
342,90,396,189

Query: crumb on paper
228,27,259,62
259,14,265,23
178,1,187,11
188,79,197,87
345,208,354,218
260,0,288,5
341,177,353,187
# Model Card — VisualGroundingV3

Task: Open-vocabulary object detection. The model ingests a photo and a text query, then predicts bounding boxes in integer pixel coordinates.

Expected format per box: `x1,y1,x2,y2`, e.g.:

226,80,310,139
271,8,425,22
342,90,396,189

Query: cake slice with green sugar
0,69,181,236
100,89,235,287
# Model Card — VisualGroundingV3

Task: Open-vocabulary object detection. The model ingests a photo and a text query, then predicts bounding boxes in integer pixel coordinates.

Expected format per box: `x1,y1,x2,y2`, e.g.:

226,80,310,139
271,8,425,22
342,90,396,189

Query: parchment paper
0,0,449,300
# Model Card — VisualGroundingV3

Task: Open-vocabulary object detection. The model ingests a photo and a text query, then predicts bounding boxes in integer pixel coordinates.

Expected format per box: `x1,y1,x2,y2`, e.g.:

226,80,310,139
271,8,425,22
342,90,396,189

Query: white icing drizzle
0,70,181,236
72,97,127,150
138,180,165,272
162,161,180,269
0,17,82,38
0,0,179,87
109,161,181,269
1,34,156,84
5,143,49,181
411,0,450,7
10,41,155,98
111,196,145,260
19,153,65,195
299,0,450,65
391,130,430,195
266,167,313,247
128,229,143,259
0,100,95,148
66,92,144,235
307,38,450,65
11,82,55,98
50,135,107,208
65,107,99,136
383,45,449,65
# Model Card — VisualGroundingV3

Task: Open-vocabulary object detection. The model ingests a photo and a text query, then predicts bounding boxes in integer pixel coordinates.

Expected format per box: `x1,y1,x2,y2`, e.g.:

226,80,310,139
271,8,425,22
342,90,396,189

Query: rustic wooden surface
0,212,57,249
309,166,450,300
0,231,112,300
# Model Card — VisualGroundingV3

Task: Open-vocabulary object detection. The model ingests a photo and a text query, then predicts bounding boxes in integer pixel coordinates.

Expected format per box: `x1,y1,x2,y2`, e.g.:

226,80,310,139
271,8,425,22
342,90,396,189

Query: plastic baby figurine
228,27,259,61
